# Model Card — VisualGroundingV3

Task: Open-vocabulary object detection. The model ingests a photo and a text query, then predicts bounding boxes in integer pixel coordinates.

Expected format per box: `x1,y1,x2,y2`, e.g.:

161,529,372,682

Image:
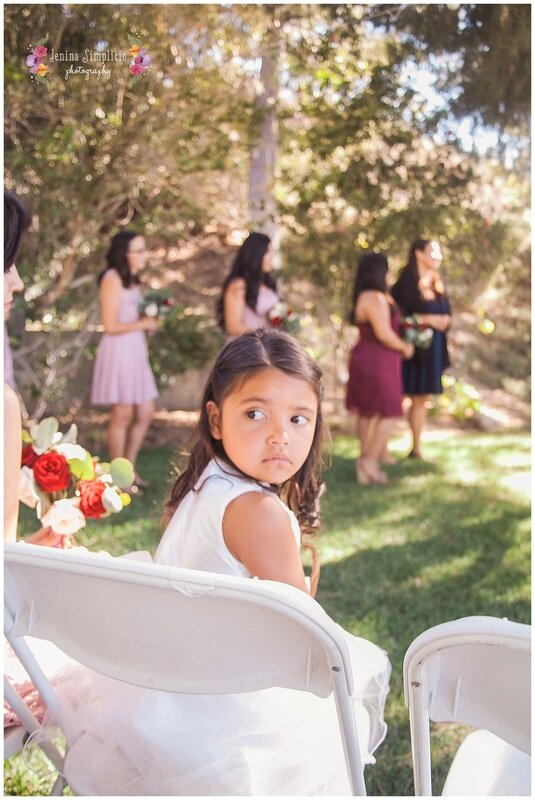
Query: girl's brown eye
246,410,265,421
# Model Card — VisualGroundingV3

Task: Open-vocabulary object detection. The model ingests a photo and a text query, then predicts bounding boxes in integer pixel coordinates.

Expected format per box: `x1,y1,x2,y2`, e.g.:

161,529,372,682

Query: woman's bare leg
125,400,155,472
407,395,428,457
357,415,375,457
108,404,134,460
359,416,393,484
367,418,397,462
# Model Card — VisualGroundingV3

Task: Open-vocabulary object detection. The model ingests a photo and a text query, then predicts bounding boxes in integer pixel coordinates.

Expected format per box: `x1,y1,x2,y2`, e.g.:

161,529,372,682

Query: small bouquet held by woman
19,417,135,544
139,289,174,321
400,314,433,350
268,301,300,335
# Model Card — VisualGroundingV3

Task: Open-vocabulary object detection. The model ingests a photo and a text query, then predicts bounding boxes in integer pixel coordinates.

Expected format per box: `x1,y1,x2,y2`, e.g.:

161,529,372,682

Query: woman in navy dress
391,239,452,459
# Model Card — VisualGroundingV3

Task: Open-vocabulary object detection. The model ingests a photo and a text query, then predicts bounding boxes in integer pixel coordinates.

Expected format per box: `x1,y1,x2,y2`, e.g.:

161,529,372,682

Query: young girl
53,331,391,795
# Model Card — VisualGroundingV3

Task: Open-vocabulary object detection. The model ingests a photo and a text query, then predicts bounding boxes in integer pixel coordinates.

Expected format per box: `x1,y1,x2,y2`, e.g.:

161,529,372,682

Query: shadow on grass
317,446,530,795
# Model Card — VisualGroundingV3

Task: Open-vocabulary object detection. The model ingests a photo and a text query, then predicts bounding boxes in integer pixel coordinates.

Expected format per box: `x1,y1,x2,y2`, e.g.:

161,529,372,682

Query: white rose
101,486,123,514
144,302,159,318
19,467,39,509
41,498,87,536
53,443,89,461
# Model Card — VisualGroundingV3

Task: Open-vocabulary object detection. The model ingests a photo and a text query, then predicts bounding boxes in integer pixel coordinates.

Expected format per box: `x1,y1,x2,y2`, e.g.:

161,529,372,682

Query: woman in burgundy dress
346,253,414,485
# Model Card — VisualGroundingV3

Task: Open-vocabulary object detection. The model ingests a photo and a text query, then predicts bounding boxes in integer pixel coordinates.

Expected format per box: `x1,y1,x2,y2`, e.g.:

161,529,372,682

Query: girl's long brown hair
166,330,328,576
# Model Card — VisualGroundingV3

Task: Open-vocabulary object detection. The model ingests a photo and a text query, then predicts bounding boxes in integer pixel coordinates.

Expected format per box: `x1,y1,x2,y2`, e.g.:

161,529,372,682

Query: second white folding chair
404,615,531,796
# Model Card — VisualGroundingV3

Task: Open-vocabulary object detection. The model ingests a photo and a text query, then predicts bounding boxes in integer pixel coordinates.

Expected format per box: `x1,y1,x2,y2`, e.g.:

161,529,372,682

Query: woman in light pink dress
91,231,158,487
216,232,279,337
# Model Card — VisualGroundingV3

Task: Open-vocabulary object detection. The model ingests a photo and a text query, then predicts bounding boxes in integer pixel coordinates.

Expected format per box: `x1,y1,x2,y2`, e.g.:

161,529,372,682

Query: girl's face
207,366,318,485
4,263,24,319
127,236,147,273
261,244,273,273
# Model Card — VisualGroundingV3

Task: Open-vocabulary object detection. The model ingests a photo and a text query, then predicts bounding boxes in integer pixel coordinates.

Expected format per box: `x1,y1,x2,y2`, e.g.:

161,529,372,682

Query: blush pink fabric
91,274,158,406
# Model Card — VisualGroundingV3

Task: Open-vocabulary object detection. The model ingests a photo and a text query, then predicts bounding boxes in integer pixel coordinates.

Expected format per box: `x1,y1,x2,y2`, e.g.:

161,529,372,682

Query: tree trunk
248,20,280,256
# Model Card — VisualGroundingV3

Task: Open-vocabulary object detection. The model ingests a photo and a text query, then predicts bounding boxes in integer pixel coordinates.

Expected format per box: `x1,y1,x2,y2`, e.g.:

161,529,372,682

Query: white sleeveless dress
51,459,391,796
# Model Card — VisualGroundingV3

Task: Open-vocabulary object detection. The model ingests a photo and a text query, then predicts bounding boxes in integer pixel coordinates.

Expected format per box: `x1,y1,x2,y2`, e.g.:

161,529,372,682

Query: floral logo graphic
26,33,49,82
127,33,151,85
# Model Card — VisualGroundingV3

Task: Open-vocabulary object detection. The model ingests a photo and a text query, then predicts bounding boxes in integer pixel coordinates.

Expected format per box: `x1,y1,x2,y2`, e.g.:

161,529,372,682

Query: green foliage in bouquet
139,288,174,319
147,304,224,388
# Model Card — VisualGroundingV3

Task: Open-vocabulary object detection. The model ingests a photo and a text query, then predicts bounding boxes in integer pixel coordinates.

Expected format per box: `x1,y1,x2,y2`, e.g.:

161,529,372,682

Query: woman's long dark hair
406,239,429,281
216,232,277,330
97,230,141,288
166,329,327,542
405,238,445,298
4,191,30,273
348,252,389,324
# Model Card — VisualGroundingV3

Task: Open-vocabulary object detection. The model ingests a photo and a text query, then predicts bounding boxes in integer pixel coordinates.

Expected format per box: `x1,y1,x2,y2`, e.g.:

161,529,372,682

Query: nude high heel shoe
359,458,388,485
356,459,371,485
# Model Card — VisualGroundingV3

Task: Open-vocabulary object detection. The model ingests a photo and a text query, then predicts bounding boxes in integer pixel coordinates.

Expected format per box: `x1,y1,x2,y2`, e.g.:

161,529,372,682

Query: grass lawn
5,429,531,796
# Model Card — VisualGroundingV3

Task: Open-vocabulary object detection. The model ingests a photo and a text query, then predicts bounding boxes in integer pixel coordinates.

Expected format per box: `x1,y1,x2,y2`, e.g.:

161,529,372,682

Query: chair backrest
403,615,531,795
4,542,366,794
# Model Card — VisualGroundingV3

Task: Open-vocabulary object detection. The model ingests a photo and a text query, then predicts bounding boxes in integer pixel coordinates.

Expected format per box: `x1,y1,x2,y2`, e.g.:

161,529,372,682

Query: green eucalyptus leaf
110,457,135,489
68,452,95,481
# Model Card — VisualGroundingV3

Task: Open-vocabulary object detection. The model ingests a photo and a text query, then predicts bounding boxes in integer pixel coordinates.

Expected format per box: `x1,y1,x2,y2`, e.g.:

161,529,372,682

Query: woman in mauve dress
346,252,414,485
91,231,159,488
216,232,279,337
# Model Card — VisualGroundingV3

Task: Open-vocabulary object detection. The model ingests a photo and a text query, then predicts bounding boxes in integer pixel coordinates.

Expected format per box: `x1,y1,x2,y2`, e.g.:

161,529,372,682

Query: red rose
33,451,71,492
78,479,107,519
21,444,39,467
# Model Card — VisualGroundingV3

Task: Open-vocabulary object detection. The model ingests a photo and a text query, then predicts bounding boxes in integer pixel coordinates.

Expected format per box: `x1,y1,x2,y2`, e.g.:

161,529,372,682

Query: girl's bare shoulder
225,490,287,524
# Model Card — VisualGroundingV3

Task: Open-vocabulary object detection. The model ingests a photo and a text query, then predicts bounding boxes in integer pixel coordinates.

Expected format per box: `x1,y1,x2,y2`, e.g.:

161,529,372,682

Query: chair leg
332,673,367,795
4,677,65,774
50,775,67,795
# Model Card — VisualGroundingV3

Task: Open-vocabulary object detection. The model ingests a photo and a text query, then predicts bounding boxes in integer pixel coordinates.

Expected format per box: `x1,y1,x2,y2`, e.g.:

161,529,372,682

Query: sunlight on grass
319,429,530,796
419,552,478,584
498,471,531,498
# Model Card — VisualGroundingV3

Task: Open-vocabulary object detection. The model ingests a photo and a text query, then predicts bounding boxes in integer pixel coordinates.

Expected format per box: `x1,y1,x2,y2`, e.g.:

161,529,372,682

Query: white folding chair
5,541,368,795
403,615,531,796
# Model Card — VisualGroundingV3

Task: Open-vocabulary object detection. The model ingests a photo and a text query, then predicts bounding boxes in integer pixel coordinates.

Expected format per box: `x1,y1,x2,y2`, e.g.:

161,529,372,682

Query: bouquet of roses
139,289,174,320
19,417,135,542
268,302,301,335
400,314,433,350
